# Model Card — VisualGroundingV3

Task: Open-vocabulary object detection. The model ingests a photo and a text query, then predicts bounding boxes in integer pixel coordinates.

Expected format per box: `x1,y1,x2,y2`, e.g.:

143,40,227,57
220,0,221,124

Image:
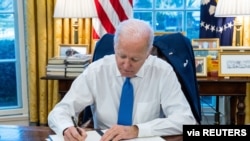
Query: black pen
71,116,82,135
96,129,104,136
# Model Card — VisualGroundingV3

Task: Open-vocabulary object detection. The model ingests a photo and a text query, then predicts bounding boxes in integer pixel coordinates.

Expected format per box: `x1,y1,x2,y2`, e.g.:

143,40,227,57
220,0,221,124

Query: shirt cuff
136,123,152,137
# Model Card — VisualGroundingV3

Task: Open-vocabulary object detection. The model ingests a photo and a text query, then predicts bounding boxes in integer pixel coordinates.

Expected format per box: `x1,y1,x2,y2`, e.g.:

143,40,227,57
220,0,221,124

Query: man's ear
150,46,158,56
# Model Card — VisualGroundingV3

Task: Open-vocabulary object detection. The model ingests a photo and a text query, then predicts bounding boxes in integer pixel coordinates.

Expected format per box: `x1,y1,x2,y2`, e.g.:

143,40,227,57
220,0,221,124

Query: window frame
133,0,201,39
0,0,28,118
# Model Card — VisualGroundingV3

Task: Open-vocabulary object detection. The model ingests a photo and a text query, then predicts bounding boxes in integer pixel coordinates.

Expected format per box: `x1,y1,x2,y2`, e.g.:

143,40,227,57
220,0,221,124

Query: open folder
47,130,165,141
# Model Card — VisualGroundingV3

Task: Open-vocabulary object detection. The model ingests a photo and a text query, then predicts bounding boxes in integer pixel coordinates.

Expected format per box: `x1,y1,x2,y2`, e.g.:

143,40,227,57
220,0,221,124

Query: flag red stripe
93,0,133,39
94,0,116,34
129,0,133,7
110,0,128,21
92,27,100,39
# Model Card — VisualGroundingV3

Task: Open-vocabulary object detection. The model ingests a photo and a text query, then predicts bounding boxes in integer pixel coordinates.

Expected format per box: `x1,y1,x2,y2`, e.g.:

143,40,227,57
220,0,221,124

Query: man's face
115,36,149,78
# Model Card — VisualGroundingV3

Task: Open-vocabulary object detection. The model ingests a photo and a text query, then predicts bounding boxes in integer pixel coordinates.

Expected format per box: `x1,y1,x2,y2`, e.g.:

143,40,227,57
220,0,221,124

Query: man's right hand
63,126,87,141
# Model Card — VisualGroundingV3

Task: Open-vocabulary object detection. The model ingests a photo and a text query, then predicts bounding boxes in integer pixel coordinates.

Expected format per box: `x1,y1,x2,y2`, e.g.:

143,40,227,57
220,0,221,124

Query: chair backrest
82,33,201,125
92,33,115,61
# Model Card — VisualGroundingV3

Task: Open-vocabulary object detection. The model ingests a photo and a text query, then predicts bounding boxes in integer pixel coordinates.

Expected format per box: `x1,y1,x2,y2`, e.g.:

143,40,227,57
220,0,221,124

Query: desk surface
0,125,54,141
0,125,183,141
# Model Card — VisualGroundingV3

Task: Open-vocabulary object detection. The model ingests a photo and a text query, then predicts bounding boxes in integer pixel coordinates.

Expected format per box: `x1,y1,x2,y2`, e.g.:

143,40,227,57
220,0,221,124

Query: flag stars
211,26,215,32
224,24,228,30
205,24,210,30
218,27,223,33
200,21,205,27
200,21,235,33
228,22,234,29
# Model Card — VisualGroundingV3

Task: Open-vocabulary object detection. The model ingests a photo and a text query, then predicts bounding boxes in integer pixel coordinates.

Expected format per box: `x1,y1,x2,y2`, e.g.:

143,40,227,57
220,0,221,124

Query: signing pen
96,129,104,136
71,116,82,135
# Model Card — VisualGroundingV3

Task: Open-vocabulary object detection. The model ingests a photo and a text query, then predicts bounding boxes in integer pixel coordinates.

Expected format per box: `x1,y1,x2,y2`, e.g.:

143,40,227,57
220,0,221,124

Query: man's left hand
100,125,138,141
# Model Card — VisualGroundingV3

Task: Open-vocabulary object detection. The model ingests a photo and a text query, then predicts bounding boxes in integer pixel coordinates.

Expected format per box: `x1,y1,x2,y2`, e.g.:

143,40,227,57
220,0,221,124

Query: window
0,0,28,118
133,0,201,39
133,0,217,118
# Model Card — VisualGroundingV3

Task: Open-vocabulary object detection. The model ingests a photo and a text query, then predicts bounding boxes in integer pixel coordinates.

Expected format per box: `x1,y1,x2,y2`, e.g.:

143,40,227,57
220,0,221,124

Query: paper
125,136,165,141
47,130,101,141
85,130,102,141
47,130,164,141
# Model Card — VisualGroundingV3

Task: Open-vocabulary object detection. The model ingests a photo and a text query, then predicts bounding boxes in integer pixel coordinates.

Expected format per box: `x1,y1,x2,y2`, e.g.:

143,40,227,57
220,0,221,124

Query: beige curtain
25,0,94,126
232,17,250,124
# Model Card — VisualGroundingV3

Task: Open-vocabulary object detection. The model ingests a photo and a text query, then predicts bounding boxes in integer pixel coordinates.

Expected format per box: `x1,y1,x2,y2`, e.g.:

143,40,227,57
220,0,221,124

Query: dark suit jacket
153,33,201,123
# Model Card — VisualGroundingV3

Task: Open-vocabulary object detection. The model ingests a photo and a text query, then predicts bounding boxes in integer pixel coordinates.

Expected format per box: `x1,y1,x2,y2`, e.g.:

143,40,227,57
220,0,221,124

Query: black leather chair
92,33,115,61
81,33,201,126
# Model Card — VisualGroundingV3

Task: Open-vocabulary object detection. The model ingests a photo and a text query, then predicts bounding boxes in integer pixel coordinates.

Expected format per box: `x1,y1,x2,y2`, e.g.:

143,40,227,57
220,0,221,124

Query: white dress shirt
48,54,197,137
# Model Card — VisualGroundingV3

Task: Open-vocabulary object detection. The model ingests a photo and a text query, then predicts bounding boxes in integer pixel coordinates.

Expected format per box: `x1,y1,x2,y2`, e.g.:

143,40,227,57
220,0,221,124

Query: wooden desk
0,125,182,141
0,125,54,141
42,76,250,125
198,77,250,125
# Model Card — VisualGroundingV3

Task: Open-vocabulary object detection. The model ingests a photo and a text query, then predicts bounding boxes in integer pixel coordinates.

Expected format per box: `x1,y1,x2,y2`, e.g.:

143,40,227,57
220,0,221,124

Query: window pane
0,0,13,12
133,0,153,9
186,11,200,39
155,11,183,31
200,96,216,108
0,14,15,41
0,39,15,59
133,12,153,26
186,0,200,9
0,62,17,108
155,0,184,9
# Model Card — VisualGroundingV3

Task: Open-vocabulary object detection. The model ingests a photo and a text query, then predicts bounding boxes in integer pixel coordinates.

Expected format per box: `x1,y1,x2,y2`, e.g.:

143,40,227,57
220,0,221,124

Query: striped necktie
117,77,134,125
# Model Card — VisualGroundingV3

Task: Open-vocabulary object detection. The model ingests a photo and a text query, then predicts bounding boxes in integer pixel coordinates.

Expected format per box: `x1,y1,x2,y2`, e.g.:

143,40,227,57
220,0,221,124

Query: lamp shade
215,0,250,17
53,0,98,18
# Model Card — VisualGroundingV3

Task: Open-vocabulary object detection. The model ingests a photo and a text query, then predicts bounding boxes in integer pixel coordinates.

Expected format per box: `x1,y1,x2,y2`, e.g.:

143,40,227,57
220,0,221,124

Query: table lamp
53,0,98,44
215,0,250,46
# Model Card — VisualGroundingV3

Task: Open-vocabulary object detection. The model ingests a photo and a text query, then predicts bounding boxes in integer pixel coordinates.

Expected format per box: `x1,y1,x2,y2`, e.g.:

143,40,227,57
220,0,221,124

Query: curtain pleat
243,17,250,124
242,17,250,46
246,83,250,124
26,0,39,126
233,17,250,124
240,17,250,124
37,0,47,126
25,0,93,126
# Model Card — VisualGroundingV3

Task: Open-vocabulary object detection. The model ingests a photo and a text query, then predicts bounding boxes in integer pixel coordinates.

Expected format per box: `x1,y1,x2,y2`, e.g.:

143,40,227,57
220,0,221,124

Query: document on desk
125,136,165,141
47,130,164,141
47,130,101,141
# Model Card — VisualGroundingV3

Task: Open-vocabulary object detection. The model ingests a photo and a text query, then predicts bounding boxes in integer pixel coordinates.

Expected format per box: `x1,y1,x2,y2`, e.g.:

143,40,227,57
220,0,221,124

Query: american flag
92,0,133,39
199,0,234,46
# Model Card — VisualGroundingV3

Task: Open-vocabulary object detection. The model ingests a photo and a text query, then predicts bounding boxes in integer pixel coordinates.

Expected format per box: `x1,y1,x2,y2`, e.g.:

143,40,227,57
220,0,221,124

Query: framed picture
220,46,250,51
192,38,220,49
219,52,250,77
59,44,89,57
195,57,207,77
